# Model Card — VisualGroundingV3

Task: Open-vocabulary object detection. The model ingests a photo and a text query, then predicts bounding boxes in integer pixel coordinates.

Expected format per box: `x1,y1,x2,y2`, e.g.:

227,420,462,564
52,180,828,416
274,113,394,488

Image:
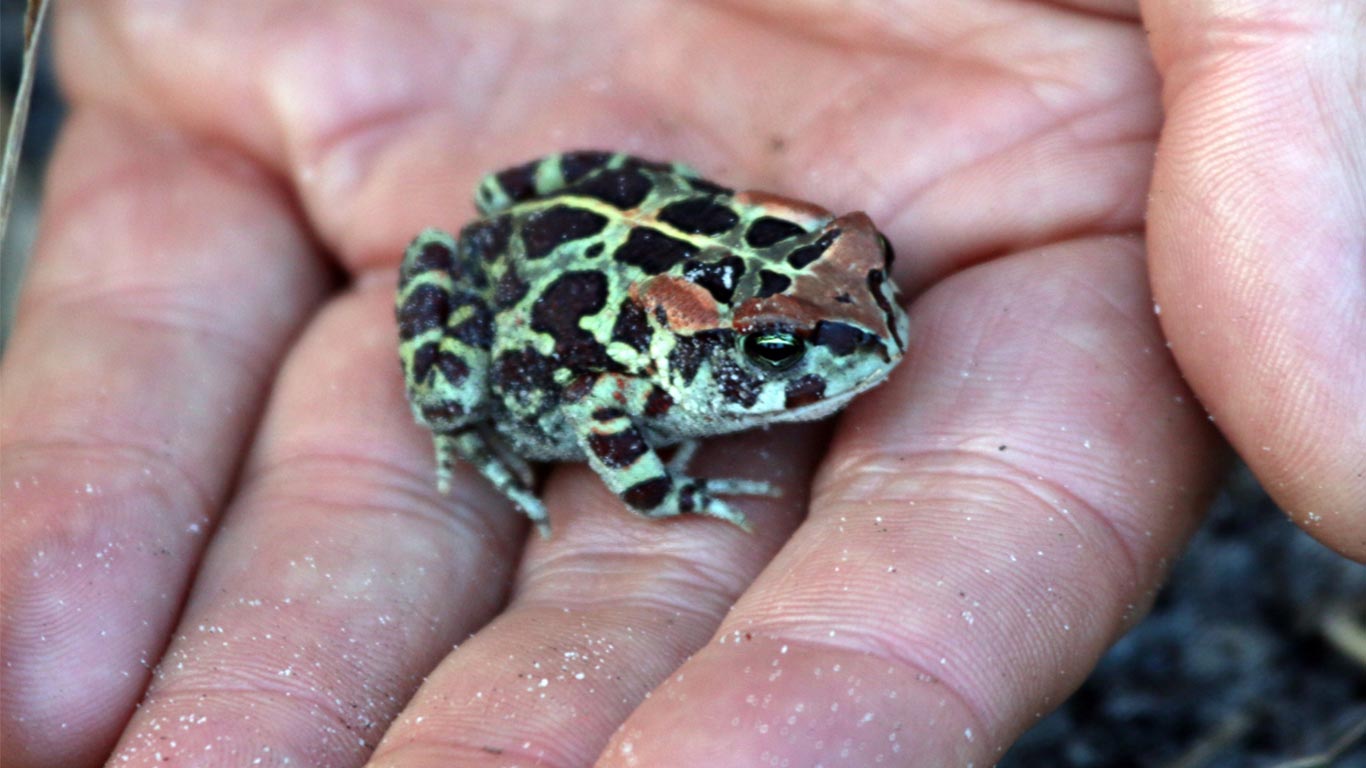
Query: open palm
3,1,1361,766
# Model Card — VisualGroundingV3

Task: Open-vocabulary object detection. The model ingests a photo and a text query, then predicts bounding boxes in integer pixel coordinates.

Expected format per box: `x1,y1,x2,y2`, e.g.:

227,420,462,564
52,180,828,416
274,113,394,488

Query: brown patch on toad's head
632,275,722,334
732,212,904,353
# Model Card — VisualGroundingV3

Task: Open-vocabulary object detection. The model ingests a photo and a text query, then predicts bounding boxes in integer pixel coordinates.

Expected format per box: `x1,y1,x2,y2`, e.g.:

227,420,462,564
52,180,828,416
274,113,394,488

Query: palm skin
1,1,1361,766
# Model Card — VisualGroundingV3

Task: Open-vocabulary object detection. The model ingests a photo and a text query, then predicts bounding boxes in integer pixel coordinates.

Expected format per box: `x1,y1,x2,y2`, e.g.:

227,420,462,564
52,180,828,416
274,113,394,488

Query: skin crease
0,1,1360,767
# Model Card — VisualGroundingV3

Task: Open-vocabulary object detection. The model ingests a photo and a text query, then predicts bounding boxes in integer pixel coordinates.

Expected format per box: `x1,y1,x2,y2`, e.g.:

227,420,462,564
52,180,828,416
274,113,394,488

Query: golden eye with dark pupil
742,331,806,371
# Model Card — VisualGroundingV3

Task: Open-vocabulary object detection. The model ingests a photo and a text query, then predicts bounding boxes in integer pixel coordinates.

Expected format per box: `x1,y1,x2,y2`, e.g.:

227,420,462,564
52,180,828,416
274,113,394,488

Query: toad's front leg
567,378,775,531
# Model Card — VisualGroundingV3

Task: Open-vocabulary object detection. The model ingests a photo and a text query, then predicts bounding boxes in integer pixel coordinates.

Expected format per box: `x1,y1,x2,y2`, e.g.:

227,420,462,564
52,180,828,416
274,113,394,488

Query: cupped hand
3,1,1361,766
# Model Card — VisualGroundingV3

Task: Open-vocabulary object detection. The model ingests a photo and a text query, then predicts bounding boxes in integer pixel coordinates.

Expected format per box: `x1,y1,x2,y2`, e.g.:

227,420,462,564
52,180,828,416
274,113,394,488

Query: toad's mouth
705,362,899,435
766,367,895,425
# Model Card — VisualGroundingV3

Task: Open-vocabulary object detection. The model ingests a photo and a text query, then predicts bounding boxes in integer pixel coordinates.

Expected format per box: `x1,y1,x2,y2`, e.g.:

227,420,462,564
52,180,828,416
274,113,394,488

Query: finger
597,239,1226,766
54,0,551,268
59,0,1158,288
0,110,327,768
104,282,527,766
1142,0,1366,558
362,427,825,767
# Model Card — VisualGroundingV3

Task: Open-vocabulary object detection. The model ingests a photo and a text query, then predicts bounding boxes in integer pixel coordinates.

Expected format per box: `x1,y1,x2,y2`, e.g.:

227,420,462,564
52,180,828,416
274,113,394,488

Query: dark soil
1003,467,1366,768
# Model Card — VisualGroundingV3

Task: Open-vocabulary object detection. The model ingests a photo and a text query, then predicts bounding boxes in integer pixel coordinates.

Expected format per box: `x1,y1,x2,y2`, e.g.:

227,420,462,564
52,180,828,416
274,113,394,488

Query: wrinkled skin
2,1,1362,766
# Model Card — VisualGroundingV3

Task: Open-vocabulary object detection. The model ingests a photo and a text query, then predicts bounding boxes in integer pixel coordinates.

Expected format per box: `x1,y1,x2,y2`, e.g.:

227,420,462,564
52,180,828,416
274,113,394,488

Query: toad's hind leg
438,430,550,538
398,228,491,433
399,230,547,533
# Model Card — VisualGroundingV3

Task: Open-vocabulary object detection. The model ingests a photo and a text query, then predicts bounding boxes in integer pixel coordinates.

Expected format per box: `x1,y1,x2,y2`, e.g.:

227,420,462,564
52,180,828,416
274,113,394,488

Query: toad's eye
742,330,806,371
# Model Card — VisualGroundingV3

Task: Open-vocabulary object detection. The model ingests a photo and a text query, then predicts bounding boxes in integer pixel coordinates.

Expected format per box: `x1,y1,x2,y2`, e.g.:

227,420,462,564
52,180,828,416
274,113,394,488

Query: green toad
397,151,908,536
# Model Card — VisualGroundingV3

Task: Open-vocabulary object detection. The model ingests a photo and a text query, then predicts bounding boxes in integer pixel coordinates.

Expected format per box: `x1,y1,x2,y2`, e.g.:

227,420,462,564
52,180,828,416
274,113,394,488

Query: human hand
2,1,1360,766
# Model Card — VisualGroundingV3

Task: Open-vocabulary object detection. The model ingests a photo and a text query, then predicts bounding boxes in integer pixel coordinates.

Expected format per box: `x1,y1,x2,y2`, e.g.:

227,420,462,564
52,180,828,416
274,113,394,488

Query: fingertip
596,637,981,767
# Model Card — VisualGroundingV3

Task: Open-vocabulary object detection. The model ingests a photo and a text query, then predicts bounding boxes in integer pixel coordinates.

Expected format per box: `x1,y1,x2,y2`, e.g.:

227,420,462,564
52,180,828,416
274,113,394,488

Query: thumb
1142,0,1366,560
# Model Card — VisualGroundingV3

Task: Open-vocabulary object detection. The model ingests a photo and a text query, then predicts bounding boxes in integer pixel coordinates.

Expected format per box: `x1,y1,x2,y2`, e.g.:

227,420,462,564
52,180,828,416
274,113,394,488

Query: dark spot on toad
409,341,439,381
786,228,841,270
531,271,621,373
495,268,529,309
610,297,652,353
559,151,614,183
461,216,512,267
756,270,792,298
402,239,454,289
868,269,904,351
811,321,877,357
588,426,650,469
493,162,538,203
397,284,448,340
745,216,806,248
659,197,740,235
645,386,674,417
451,305,494,350
668,329,734,385
520,205,609,260
569,167,652,209
714,356,762,408
684,256,746,304
437,351,470,385
623,476,672,511
614,227,699,275
784,374,826,408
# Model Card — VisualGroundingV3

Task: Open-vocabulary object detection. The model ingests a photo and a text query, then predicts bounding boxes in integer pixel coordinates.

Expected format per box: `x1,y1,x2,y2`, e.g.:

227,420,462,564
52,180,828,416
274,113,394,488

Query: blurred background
2,0,62,348
2,1,1362,765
